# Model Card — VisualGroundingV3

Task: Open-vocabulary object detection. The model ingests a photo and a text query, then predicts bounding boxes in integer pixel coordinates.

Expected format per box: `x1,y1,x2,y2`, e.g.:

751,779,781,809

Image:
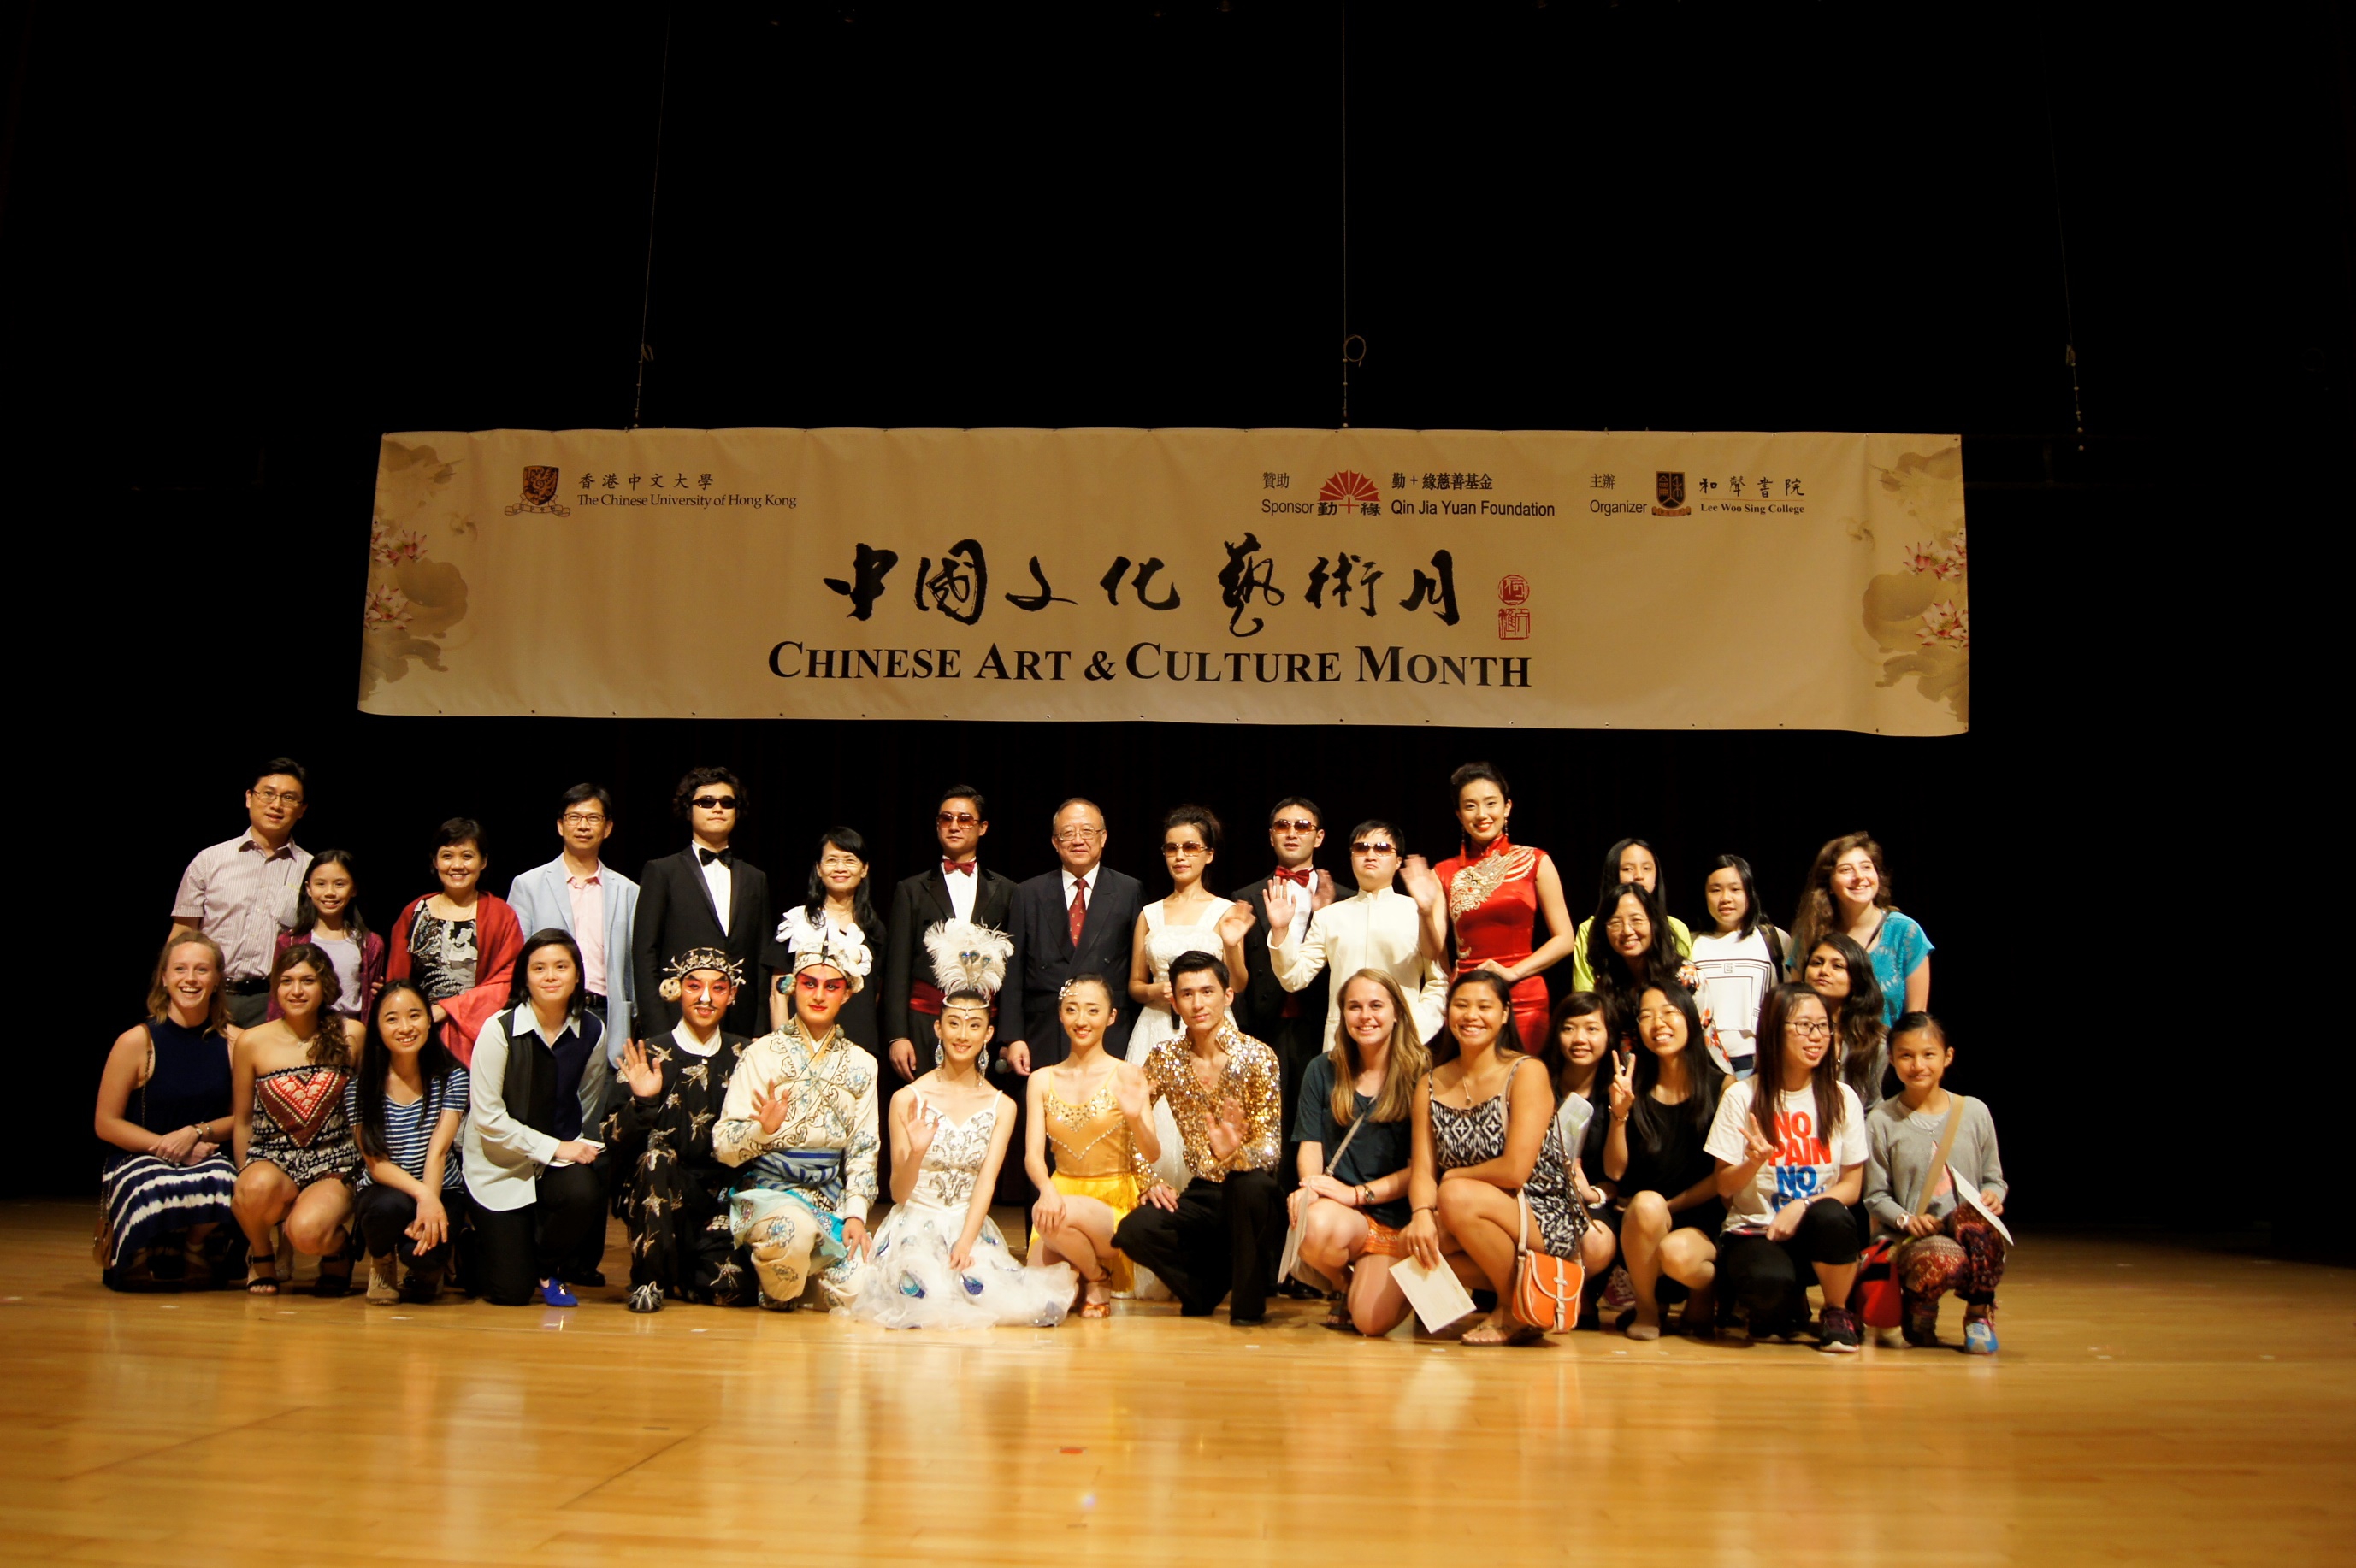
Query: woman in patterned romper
231,942,365,1295
1404,970,1586,1345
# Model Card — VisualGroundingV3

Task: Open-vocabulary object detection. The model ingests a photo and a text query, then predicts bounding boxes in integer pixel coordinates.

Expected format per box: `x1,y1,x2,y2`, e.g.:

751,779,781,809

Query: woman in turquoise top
1789,833,1931,1028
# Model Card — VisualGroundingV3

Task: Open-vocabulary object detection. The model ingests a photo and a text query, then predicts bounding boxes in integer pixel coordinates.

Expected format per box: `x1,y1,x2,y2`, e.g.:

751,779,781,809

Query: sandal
247,1259,280,1295
1462,1317,1515,1346
314,1235,357,1299
1075,1264,1113,1318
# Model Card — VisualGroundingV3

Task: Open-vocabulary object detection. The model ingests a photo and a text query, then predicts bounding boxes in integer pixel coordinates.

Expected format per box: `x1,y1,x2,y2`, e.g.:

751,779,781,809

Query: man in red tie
879,785,1019,1082
1228,798,1336,1196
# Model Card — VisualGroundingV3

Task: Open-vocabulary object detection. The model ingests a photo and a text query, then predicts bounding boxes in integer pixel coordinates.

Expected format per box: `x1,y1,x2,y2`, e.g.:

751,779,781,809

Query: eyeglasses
1349,841,1397,856
1054,828,1105,845
1270,818,1319,834
691,795,738,811
560,812,606,828
1162,841,1207,856
1604,917,1650,935
794,973,849,996
936,811,980,827
251,787,304,806
1785,1019,1832,1039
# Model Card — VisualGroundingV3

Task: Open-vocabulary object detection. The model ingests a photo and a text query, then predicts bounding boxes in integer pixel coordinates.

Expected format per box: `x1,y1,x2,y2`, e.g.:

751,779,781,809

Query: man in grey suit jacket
506,783,641,1064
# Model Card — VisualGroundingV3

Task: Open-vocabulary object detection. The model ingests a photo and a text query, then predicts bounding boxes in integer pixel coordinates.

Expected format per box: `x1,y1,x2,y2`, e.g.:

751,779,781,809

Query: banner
361,428,1966,734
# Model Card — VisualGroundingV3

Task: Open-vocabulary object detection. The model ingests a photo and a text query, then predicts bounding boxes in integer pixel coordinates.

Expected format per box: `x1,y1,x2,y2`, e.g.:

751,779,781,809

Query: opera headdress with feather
657,946,746,1003
776,905,872,993
924,919,1013,1005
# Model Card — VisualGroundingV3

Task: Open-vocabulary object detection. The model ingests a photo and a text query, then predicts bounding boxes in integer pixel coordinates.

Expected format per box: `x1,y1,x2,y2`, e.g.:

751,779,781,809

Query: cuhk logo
504,464,572,517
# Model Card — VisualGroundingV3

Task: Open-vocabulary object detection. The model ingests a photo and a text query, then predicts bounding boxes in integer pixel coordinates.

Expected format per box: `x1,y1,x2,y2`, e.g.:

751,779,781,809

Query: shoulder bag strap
1909,1093,1968,1218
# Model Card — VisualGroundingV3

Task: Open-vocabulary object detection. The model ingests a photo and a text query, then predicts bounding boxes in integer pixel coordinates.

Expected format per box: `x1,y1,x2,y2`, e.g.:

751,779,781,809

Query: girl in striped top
345,981,469,1304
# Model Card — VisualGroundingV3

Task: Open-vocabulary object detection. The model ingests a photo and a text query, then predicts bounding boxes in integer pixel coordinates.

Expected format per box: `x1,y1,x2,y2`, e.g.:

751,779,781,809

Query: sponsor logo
1652,470,1689,517
1317,470,1381,517
503,464,572,517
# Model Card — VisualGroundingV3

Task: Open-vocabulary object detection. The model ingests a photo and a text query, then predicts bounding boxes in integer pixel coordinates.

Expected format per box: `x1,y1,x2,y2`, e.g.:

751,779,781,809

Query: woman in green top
1568,839,1694,990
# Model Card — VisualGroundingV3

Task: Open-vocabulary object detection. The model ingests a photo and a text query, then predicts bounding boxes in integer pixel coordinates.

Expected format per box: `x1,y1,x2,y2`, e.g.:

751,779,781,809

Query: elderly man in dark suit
631,767,773,1040
995,798,1144,1203
880,784,1020,1082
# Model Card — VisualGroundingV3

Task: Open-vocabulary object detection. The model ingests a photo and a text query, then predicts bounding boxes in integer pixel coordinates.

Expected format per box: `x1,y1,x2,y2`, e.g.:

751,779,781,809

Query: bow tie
1272,867,1313,887
698,847,733,867
942,859,976,876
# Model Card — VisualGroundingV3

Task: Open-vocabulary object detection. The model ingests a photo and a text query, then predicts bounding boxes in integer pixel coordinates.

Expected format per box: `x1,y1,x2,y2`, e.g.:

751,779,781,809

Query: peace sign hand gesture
753,1082,793,1137
619,1038,663,1100
1740,1119,1778,1169
1607,1048,1637,1122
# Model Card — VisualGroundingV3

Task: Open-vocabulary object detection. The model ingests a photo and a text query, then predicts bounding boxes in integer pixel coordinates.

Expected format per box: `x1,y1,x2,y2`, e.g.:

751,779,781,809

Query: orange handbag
1510,1189,1583,1333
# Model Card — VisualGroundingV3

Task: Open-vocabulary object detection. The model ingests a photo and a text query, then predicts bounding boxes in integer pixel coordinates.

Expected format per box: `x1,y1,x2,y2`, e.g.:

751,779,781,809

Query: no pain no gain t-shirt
1703,1077,1869,1234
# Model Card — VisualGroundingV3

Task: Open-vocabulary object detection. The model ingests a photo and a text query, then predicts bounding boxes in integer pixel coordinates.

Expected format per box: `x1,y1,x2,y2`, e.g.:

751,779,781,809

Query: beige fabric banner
361,428,1967,734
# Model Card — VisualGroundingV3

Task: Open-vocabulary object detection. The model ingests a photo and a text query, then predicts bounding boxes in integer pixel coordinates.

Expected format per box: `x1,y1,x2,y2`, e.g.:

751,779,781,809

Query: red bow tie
943,859,976,876
1272,867,1313,886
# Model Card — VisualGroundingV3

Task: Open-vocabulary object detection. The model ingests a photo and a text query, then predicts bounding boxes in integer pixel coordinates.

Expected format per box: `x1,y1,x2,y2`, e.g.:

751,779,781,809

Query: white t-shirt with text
1704,1076,1869,1233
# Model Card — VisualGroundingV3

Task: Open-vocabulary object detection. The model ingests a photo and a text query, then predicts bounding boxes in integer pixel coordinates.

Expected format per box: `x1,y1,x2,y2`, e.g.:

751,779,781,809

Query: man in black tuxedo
1230,796,1337,1194
880,783,1019,1082
631,767,774,1041
998,798,1144,1203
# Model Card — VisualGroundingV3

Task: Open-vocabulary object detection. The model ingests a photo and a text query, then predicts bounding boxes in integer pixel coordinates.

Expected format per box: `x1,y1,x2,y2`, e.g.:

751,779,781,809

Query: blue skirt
100,1152,239,1270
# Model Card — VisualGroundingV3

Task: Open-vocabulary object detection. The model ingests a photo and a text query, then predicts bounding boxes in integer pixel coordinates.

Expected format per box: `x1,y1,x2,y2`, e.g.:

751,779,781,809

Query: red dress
1435,835,1553,1050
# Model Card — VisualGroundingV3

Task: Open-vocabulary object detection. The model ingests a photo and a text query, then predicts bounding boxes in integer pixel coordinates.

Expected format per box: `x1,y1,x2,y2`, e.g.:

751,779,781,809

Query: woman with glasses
769,828,885,1052
1568,838,1696,992
1409,763,1580,1052
1585,881,1695,1046
387,819,525,1067
1704,981,1869,1352
1125,805,1255,1195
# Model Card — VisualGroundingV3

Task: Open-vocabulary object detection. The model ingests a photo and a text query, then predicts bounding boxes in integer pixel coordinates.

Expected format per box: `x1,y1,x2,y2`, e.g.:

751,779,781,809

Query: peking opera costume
714,908,880,1309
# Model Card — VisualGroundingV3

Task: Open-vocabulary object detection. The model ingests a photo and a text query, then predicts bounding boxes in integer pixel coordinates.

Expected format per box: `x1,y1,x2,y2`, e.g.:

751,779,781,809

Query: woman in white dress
1125,805,1255,1195
848,978,1077,1329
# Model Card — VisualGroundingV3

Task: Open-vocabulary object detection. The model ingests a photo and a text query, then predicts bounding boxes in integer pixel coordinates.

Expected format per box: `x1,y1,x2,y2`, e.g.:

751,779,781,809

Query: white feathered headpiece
776,905,872,993
924,918,1013,1003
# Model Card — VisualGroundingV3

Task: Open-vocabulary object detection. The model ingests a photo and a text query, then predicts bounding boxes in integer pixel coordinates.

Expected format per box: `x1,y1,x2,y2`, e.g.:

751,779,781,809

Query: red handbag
1856,1093,1968,1329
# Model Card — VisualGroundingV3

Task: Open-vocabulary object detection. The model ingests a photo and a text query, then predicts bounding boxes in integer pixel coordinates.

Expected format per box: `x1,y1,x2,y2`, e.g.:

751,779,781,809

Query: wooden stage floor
2,1200,2349,1567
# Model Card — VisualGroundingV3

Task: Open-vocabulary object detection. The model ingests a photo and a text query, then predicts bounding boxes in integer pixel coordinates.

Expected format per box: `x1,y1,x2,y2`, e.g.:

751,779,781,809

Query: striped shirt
343,1068,469,1192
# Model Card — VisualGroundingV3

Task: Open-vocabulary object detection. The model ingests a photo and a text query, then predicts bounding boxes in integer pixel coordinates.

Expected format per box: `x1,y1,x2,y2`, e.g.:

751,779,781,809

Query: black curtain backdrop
6,3,2349,1250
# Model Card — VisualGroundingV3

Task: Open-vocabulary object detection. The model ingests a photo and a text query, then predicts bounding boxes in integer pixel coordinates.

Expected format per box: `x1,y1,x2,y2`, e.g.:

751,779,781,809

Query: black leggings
353,1182,468,1274
467,1164,606,1306
1715,1198,1859,1324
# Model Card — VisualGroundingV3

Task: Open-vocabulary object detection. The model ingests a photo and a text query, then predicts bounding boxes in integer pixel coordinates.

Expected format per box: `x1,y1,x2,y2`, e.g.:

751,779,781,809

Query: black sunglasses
691,795,738,811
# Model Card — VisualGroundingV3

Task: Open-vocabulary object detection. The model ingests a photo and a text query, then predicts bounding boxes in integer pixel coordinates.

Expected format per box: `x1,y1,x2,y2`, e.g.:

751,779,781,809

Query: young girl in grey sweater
1863,1012,2007,1353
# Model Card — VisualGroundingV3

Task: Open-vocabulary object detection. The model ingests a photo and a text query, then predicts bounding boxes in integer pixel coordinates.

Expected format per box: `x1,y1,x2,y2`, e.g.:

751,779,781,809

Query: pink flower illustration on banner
1916,600,1968,649
359,439,472,700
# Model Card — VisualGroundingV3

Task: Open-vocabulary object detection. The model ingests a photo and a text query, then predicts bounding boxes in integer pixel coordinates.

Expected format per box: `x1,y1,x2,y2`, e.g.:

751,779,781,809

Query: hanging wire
629,3,678,430
1339,1,1362,428
2040,44,2086,453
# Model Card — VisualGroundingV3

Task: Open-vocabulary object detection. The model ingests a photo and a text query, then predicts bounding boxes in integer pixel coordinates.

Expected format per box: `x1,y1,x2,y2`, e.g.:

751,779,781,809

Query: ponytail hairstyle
352,980,458,1162
291,847,371,944
1627,982,1722,1156
1327,969,1427,1126
1755,981,1845,1152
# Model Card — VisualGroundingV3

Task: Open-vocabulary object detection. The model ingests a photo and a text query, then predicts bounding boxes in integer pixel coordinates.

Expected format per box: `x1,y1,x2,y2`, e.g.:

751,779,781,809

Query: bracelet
1356,1184,1372,1209
1413,1204,1438,1215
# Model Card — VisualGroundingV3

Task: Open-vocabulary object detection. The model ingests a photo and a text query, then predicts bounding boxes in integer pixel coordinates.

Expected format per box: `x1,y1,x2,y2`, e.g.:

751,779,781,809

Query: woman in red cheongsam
1408,763,1583,1051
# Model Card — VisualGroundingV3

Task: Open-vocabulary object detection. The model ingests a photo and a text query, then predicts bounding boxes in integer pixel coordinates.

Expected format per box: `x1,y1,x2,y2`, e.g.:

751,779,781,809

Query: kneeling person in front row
1113,952,1285,1325
604,947,758,1312
715,918,880,1309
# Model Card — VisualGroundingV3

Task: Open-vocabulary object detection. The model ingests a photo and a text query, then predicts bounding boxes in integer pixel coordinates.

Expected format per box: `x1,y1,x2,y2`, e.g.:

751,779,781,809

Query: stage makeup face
681,971,735,1034
937,1002,991,1065
1455,781,1509,847
794,965,849,1031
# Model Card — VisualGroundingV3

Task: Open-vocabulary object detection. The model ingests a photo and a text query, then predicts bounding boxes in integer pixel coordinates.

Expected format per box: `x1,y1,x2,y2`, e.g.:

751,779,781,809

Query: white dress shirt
699,847,734,935
944,859,979,922
1270,885,1448,1045
1066,865,1100,912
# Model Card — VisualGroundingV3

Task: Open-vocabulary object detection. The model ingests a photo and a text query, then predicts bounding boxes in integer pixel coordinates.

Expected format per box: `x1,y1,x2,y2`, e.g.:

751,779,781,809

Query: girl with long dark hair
1601,982,1726,1339
1802,934,1890,1107
345,980,469,1303
269,849,384,1023
1704,981,1869,1352
1686,853,1786,1078
1568,838,1694,991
